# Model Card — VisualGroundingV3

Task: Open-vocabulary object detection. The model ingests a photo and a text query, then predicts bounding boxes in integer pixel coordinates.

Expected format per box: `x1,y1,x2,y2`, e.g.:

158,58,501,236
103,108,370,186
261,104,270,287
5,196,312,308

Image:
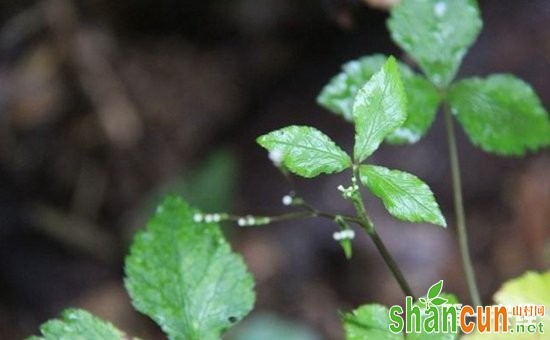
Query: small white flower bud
204,214,213,223
268,149,284,167
333,229,355,241
282,195,293,206
193,213,203,222
237,218,246,226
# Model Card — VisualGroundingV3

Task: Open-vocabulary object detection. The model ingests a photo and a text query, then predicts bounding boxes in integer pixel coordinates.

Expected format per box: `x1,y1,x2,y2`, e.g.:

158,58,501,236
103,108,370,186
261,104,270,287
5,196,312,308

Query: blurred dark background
0,0,549,338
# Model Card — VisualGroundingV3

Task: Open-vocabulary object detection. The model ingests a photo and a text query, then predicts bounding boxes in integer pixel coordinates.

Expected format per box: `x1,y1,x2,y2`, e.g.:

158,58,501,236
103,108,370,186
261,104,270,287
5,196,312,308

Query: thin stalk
351,170,417,299
443,103,481,307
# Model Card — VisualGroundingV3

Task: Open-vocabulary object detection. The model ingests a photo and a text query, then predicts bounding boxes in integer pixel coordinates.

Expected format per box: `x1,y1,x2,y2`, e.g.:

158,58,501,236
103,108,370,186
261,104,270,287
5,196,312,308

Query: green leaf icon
430,297,448,306
427,280,444,299
408,293,460,340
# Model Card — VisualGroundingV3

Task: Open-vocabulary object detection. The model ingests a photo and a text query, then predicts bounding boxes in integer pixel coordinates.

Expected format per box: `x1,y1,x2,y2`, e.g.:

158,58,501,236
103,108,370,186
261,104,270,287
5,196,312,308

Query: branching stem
351,169,417,300
270,167,417,299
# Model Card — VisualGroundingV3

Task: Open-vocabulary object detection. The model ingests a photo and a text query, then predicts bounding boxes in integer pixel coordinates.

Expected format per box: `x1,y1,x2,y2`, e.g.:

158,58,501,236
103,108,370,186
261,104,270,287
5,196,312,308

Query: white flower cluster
237,215,271,227
337,184,358,199
333,229,355,241
193,213,227,223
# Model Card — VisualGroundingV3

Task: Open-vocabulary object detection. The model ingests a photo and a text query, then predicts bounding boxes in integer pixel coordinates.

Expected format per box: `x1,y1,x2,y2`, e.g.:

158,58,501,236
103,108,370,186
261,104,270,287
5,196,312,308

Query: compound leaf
449,74,550,155
30,309,124,340
317,54,441,144
353,56,407,162
343,304,404,340
388,0,482,87
257,126,351,178
359,165,446,227
125,196,255,340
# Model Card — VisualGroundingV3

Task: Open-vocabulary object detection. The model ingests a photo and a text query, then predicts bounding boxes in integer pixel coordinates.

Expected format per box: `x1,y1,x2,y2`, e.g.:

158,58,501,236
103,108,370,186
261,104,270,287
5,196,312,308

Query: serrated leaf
353,56,407,161
385,74,441,144
257,125,352,178
125,196,255,340
343,304,404,340
317,54,388,122
428,280,444,299
317,54,441,144
408,293,460,340
388,0,482,87
359,165,446,227
30,309,124,340
449,75,550,156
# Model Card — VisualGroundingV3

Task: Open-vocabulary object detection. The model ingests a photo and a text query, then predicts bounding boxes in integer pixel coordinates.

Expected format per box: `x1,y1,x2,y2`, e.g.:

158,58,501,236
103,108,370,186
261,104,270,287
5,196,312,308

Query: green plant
30,0,550,339
317,0,550,307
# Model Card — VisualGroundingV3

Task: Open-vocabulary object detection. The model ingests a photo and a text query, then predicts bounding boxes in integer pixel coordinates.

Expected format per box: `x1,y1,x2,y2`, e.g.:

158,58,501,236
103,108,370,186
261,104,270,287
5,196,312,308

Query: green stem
351,169,417,300
443,103,482,307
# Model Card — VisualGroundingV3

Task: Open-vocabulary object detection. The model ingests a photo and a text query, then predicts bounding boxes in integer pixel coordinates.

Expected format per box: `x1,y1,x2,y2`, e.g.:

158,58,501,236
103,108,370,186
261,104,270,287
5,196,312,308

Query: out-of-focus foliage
29,309,124,340
125,197,255,339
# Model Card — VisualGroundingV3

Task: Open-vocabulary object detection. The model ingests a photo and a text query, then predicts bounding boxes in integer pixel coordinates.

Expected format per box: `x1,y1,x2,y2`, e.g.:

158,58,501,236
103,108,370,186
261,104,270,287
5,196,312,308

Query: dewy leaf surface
343,304,404,340
317,54,388,122
449,74,550,155
30,309,124,340
359,165,446,227
125,196,255,340
386,73,441,144
353,56,407,162
317,54,441,144
257,125,351,178
388,0,482,87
